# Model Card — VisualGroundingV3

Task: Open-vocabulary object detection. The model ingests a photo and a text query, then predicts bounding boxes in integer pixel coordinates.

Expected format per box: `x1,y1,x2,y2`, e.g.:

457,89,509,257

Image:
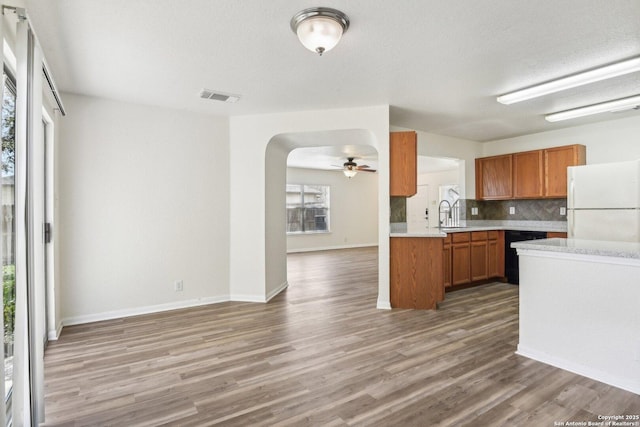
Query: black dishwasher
504,230,547,284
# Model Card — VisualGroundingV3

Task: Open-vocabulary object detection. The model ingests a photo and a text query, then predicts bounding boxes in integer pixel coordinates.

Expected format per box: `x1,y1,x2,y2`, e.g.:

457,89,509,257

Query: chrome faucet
438,200,452,228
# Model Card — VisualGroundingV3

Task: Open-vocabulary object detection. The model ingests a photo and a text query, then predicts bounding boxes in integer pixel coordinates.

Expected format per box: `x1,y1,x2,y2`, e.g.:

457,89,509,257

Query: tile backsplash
390,197,407,223
391,196,567,224
465,198,567,221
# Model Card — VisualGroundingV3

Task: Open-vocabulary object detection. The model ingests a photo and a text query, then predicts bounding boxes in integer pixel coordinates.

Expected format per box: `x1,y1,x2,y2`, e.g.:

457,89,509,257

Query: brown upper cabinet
475,154,513,200
390,131,417,197
476,144,586,200
514,150,544,198
544,145,587,198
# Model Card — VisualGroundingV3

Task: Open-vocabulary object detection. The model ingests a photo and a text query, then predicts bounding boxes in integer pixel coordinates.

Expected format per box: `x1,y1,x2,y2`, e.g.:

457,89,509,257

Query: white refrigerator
567,159,640,242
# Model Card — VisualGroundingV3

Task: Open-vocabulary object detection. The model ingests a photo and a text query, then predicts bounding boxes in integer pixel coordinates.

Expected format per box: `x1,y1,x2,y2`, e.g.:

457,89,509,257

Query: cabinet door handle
568,210,575,238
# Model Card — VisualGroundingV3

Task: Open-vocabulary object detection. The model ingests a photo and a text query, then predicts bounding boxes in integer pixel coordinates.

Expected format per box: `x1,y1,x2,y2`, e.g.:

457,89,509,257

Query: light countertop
512,238,640,260
390,220,567,238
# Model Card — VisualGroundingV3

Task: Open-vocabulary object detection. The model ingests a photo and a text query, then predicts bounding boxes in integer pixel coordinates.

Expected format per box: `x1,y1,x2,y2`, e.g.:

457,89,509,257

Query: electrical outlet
509,207,515,215
560,207,567,216
471,207,478,216
174,280,183,292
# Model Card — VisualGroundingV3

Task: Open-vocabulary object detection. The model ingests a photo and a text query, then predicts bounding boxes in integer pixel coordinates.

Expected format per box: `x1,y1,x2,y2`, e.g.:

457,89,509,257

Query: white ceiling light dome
343,167,358,178
290,7,350,56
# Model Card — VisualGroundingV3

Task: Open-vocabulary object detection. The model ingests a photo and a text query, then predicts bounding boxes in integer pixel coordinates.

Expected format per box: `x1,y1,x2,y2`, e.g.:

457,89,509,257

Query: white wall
416,132,482,199
411,169,459,223
482,115,640,164
391,126,482,199
58,93,230,324
229,106,390,307
286,167,378,252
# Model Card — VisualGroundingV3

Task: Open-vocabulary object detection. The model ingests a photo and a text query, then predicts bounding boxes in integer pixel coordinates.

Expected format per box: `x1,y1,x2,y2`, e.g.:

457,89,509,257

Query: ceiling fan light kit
290,7,349,56
498,55,640,122
338,157,376,178
343,168,358,178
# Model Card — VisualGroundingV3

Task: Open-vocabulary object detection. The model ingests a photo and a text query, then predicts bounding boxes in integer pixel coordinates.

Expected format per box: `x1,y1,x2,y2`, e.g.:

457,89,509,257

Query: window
286,184,330,233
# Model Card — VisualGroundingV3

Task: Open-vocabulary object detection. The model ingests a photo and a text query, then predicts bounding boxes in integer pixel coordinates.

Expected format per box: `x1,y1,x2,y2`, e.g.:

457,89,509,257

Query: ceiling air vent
199,89,240,103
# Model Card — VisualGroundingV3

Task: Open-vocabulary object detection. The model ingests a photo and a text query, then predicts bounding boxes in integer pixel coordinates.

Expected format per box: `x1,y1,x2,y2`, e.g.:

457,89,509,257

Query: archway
228,105,390,307
265,129,378,301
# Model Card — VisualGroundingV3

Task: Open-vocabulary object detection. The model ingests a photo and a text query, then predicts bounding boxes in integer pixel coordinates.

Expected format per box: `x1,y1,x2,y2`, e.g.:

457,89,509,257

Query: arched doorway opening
264,129,379,302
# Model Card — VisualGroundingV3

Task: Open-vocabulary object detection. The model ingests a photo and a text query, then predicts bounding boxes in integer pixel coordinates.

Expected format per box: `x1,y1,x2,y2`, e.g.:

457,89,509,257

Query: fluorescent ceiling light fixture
497,56,640,105
545,95,640,122
291,7,349,56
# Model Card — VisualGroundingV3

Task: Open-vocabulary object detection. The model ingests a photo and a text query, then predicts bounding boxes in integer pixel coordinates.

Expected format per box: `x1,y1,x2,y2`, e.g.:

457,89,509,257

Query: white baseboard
47,321,63,341
287,243,377,254
61,287,297,329
229,294,268,303
377,300,391,310
62,295,230,327
516,344,640,395
266,281,288,302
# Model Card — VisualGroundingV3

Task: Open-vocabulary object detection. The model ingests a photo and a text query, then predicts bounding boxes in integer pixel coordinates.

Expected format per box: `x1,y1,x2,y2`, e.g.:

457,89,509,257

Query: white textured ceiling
288,145,379,171
25,0,640,144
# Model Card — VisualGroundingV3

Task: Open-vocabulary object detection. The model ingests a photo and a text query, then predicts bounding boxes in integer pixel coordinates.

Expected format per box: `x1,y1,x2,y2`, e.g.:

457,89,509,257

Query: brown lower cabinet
442,242,452,287
546,232,568,238
444,230,504,289
471,232,488,281
487,238,501,278
391,231,507,311
390,237,444,309
451,233,471,285
487,230,505,278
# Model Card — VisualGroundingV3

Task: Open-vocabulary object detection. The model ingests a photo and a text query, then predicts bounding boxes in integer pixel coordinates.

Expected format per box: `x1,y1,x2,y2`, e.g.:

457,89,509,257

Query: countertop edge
390,233,447,238
390,225,567,237
512,238,640,260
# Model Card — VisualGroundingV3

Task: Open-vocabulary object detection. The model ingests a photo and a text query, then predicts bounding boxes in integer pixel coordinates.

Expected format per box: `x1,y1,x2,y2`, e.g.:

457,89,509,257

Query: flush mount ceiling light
497,56,640,105
290,7,349,56
545,94,640,122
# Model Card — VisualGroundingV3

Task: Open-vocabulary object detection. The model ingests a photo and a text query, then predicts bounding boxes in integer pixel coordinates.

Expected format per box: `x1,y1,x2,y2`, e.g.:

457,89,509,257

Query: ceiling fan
332,157,376,178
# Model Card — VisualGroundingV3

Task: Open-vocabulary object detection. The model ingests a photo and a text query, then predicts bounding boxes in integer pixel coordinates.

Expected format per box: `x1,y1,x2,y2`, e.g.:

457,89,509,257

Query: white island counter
513,238,640,395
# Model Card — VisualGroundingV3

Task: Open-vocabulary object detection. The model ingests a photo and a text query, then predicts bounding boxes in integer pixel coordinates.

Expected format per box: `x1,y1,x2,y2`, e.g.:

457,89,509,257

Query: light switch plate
471,207,478,216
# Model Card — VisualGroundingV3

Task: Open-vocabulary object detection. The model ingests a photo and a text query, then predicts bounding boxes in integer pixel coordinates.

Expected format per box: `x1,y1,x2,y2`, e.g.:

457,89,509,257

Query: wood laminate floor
44,247,639,426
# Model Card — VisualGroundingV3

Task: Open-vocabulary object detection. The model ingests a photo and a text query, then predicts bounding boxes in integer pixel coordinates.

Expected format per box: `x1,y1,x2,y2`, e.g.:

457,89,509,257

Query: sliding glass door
1,69,16,426
0,6,62,425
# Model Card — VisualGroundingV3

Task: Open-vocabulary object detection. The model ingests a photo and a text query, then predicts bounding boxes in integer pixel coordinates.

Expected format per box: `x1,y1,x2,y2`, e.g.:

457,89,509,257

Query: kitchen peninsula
389,220,567,309
513,238,640,394
388,133,583,310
